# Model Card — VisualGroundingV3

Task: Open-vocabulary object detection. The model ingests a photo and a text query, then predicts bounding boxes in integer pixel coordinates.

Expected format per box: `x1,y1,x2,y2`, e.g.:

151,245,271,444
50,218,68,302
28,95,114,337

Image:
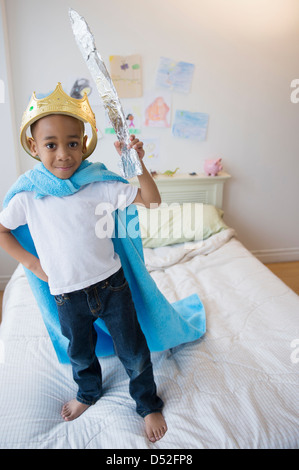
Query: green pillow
137,203,228,248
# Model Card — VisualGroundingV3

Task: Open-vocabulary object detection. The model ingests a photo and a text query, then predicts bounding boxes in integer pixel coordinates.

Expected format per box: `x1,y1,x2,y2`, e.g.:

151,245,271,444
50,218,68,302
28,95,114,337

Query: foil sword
69,8,143,179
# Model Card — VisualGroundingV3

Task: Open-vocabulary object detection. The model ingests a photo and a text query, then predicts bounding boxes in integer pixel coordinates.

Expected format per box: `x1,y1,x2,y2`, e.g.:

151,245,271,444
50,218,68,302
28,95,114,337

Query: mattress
0,228,298,449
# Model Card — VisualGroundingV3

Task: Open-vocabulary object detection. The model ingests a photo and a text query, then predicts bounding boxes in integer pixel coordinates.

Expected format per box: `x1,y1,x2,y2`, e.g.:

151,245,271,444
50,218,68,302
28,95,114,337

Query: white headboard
131,172,231,209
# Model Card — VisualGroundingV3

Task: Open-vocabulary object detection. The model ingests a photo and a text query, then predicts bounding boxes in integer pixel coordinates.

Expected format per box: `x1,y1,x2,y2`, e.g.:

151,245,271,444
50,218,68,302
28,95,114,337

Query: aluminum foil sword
69,8,143,179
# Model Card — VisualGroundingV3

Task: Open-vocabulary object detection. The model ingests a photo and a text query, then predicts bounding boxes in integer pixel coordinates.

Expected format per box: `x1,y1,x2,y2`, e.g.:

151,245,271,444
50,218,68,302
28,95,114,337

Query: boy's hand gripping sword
69,8,143,179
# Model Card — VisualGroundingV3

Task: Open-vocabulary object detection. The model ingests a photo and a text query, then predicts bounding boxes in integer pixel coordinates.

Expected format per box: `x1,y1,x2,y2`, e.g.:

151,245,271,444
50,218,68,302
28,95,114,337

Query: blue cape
3,161,206,363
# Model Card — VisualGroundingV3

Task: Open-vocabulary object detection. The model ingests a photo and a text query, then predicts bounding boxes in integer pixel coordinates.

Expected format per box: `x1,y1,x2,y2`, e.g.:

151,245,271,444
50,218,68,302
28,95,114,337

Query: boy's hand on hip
28,257,48,283
0,226,49,283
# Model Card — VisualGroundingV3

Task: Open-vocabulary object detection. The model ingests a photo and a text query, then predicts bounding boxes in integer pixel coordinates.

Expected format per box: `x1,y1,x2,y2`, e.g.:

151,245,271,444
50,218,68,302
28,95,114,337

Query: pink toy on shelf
204,158,223,176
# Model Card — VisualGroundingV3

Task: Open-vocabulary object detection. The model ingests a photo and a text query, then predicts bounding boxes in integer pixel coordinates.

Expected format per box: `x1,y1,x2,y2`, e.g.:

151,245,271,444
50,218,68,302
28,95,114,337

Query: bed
0,173,298,449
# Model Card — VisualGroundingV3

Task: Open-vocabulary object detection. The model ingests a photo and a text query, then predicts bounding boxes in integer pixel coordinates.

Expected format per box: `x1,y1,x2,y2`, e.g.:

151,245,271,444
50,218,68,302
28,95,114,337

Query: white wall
0,0,299,283
0,0,19,288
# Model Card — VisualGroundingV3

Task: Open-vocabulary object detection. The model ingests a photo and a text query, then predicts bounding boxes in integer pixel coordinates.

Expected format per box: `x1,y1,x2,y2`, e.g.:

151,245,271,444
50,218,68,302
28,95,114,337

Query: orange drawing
144,92,171,128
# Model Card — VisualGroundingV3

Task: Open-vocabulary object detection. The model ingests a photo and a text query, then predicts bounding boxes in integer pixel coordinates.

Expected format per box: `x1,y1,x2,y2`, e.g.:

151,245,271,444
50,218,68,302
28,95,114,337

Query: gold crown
20,82,98,160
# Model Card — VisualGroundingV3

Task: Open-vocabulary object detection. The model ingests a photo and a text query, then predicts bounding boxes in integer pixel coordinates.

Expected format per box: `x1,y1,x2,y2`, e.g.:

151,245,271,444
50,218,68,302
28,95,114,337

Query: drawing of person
126,113,135,128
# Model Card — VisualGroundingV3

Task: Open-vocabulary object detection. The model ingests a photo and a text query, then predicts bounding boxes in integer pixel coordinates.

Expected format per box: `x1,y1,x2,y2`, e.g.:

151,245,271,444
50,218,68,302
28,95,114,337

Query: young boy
0,84,167,443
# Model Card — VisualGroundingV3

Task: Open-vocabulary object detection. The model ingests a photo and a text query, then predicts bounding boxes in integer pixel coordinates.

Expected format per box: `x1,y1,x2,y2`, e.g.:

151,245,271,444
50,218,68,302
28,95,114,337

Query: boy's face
28,114,88,179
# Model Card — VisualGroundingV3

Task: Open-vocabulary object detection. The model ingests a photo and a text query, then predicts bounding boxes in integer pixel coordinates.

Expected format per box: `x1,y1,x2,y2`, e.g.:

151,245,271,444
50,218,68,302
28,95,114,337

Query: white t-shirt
0,181,138,295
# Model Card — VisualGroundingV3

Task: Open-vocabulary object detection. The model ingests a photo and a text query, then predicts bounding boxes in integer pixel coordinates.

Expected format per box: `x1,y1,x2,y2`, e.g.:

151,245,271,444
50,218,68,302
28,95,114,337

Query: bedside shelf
130,172,231,209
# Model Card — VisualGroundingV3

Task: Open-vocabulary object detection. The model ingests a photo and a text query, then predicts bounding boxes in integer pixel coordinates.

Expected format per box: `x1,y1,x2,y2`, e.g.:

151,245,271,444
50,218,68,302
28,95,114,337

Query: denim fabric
54,267,163,417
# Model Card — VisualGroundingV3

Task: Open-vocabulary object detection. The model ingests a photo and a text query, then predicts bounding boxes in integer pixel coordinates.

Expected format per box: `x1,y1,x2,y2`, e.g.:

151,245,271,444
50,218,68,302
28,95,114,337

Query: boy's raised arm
114,135,161,209
133,159,161,208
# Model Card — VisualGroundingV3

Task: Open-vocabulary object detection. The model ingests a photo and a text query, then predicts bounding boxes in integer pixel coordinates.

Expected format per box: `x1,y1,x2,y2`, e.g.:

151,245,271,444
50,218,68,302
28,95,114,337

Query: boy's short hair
30,115,85,139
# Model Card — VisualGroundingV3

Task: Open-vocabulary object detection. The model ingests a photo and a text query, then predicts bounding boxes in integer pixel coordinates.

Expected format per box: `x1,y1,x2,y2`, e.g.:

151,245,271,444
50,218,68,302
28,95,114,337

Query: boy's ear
27,137,38,157
82,135,88,155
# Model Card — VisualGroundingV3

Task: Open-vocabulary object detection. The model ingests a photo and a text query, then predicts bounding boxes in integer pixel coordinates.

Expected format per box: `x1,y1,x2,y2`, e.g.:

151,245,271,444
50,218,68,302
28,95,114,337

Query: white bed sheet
0,229,298,449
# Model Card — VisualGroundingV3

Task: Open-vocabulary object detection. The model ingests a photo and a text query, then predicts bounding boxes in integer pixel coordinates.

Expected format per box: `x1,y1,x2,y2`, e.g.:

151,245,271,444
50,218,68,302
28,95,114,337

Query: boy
0,84,167,443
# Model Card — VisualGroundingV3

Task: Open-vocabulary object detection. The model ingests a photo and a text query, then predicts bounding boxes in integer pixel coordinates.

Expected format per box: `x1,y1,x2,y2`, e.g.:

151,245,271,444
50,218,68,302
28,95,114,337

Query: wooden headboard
131,172,231,209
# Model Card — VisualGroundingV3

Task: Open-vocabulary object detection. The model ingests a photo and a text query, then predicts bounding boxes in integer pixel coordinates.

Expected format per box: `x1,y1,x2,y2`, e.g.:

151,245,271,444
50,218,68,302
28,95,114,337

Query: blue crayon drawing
156,57,195,94
172,110,209,141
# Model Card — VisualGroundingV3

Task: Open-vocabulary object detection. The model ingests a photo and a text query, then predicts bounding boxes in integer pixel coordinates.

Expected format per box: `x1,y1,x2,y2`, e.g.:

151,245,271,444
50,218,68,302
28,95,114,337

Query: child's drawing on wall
144,91,171,128
172,110,209,141
126,113,135,128
156,57,195,94
109,54,142,98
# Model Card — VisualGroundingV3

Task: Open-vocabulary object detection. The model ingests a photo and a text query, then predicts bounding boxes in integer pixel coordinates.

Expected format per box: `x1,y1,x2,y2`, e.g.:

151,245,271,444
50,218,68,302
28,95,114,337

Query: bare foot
144,412,167,442
61,398,90,421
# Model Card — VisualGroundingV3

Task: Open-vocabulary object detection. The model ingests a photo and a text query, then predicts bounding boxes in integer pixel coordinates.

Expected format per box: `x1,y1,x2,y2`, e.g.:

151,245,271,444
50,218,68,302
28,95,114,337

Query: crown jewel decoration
20,82,98,160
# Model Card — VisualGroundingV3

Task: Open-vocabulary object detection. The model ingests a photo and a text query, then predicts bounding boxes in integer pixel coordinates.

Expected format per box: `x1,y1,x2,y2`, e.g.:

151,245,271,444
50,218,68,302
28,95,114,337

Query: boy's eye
69,142,79,148
46,143,56,150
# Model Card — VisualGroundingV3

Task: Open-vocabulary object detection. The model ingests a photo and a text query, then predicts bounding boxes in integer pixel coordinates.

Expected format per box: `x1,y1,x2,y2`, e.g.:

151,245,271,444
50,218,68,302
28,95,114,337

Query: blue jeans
54,267,163,417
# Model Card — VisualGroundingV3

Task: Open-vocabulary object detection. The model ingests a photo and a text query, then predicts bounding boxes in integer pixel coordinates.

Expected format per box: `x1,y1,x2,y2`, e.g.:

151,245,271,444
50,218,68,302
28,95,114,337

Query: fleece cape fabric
3,161,206,363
